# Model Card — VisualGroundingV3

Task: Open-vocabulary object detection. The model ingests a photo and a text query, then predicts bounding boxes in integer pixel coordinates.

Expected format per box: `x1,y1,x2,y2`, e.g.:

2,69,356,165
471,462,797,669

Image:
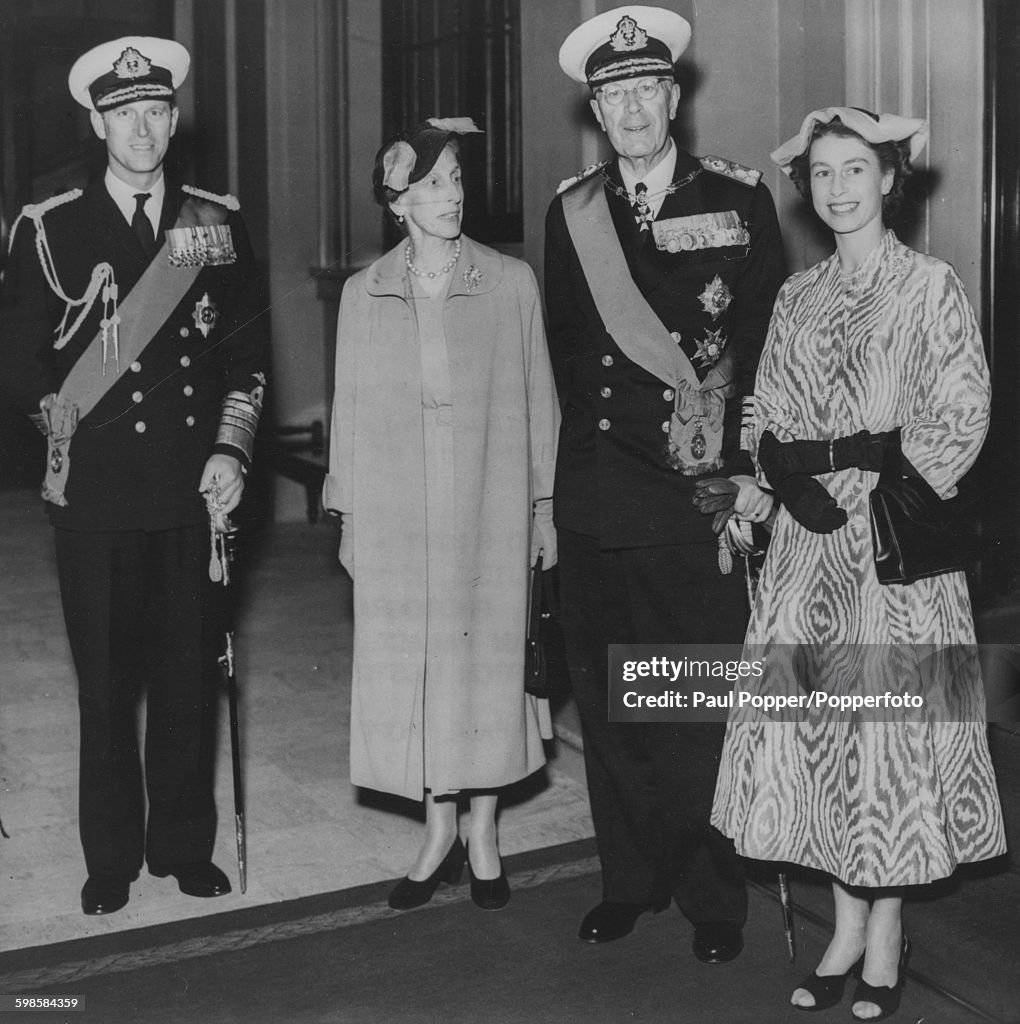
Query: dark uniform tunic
544,149,785,919
0,179,268,878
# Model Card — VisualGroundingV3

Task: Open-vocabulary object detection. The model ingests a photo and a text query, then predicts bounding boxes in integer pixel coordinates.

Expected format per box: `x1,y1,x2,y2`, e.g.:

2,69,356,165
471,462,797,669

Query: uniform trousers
54,524,220,879
558,528,748,925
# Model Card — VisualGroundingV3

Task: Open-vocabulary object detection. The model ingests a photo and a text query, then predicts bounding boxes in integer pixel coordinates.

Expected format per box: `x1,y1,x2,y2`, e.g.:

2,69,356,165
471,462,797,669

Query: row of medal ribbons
166,224,236,267
652,209,749,254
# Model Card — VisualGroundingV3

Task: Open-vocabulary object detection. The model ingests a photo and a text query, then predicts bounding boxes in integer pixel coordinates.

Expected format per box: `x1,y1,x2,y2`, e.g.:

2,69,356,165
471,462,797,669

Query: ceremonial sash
561,174,735,474
41,243,202,505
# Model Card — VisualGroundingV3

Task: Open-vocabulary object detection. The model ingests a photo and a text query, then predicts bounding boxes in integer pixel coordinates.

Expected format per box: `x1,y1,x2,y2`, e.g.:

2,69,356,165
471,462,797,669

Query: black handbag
869,454,981,585
524,553,572,699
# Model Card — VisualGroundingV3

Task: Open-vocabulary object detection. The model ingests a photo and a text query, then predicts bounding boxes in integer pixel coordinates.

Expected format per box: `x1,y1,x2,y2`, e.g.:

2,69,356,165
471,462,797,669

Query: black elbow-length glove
759,428,901,478
757,428,901,534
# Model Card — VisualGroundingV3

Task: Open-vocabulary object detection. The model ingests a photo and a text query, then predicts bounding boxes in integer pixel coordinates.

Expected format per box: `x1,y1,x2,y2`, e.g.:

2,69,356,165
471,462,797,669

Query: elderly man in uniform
545,7,785,962
0,37,268,915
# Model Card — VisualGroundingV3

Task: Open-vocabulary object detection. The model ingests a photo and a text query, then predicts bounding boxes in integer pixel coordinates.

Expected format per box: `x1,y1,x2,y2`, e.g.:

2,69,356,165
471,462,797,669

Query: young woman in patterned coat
711,108,1006,1021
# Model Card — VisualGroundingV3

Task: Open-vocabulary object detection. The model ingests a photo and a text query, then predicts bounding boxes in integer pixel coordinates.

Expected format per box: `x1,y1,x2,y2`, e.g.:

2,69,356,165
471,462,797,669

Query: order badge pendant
192,292,219,338
690,421,707,460
666,385,725,476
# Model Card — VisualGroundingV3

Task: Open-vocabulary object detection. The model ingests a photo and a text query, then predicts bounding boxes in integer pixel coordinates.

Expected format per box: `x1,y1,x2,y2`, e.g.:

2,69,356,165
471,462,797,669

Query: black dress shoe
149,861,232,898
81,875,131,915
578,898,670,943
467,854,510,911
387,836,466,911
692,922,744,963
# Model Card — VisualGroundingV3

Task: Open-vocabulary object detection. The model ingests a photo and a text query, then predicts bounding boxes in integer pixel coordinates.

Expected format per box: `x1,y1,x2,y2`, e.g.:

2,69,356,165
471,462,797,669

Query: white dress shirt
619,140,677,220
105,168,165,236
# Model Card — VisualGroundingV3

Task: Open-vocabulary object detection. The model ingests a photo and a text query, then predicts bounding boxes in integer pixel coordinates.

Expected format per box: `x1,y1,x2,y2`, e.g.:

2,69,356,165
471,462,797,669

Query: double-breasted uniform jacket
544,148,786,548
0,178,268,531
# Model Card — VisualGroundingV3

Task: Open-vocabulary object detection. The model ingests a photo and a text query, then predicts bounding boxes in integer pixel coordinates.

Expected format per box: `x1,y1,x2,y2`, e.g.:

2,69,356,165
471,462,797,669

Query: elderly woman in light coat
324,118,560,912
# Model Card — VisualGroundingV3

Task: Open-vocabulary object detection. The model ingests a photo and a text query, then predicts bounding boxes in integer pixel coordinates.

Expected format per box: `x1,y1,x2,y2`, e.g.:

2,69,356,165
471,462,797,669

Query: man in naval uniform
545,7,785,962
0,36,268,914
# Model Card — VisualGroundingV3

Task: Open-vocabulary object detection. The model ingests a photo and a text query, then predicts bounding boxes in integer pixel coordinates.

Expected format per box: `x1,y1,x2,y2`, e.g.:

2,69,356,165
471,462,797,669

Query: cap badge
610,15,647,53
113,46,153,79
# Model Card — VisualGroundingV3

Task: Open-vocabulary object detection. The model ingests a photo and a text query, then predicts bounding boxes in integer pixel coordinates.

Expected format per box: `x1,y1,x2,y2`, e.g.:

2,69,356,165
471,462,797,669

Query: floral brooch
463,265,483,292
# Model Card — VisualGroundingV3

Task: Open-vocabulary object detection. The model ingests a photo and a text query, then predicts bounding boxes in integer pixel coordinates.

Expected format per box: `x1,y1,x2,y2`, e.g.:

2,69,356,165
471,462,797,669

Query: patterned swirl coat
711,231,1006,887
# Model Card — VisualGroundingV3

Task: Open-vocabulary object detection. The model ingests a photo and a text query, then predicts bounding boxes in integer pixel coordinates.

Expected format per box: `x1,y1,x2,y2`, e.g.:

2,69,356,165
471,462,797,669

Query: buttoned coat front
0,179,267,531
324,236,559,800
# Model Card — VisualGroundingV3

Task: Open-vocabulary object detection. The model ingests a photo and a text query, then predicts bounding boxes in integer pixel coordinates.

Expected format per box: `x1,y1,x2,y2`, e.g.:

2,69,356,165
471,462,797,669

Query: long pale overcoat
324,237,559,800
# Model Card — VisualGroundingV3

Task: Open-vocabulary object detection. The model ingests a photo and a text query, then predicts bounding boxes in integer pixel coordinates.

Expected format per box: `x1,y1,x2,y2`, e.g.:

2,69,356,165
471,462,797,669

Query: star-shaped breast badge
192,293,219,338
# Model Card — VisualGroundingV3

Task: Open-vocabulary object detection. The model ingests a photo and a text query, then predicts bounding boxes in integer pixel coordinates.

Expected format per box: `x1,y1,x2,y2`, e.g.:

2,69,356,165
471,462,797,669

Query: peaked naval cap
558,6,691,88
771,106,929,174
68,36,190,112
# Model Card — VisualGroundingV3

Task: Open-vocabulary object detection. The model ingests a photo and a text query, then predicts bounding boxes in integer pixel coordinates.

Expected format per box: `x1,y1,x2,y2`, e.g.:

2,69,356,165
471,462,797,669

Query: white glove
339,512,354,578
531,498,557,568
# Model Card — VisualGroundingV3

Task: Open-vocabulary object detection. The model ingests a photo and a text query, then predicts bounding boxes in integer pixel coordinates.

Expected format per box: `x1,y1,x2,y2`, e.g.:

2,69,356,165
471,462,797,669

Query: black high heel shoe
387,835,466,910
792,952,864,1012
851,934,911,1022
465,842,510,911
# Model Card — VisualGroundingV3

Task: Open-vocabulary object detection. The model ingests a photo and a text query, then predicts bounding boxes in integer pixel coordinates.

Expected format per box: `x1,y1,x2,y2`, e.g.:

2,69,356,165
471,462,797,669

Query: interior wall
263,0,382,521
264,0,324,520
776,0,848,271
844,0,984,307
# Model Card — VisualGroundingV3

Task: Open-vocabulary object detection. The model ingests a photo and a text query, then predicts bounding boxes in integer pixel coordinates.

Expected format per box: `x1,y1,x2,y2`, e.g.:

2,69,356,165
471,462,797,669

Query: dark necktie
131,192,157,256
633,182,652,231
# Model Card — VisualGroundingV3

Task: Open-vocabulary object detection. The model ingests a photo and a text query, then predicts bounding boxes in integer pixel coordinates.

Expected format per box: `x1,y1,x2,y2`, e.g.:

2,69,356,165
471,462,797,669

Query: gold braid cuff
215,389,263,465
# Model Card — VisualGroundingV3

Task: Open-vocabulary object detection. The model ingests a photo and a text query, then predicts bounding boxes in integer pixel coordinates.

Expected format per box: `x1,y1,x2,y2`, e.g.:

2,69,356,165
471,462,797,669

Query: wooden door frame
980,0,1020,596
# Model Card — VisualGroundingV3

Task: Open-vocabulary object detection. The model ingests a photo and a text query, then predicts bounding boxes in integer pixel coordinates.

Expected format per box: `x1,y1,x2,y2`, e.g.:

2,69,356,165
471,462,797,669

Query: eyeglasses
596,78,669,106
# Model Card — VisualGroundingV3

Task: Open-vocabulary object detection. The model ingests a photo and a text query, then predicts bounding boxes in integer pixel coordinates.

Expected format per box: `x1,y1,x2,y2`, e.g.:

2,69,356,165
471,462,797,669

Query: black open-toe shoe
387,835,466,910
792,953,864,1012
851,934,911,1022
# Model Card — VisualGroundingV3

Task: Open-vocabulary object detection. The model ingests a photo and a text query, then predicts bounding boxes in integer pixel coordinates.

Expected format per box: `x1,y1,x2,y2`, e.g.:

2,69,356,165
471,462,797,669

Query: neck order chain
601,166,702,205
405,237,461,279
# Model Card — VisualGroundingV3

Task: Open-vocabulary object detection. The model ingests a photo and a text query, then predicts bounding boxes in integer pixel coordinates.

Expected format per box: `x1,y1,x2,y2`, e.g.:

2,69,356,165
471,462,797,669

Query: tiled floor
0,488,593,951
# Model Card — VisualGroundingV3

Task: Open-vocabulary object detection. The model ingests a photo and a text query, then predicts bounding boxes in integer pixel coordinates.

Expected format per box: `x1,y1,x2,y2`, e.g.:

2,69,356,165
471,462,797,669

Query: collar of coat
365,234,504,299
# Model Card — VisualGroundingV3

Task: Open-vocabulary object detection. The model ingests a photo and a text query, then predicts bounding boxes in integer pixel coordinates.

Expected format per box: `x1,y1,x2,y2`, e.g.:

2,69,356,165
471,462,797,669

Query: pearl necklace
405,238,461,279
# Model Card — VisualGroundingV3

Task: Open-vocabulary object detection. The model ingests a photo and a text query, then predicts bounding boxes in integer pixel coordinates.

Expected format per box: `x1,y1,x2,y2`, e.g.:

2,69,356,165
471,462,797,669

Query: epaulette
182,184,240,211
7,189,82,256
9,188,115,355
699,155,762,188
20,188,83,221
556,160,609,196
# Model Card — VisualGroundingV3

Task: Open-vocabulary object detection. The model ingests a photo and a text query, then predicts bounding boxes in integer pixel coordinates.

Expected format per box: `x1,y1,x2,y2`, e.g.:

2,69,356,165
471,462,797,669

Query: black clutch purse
869,456,981,585
525,553,572,699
